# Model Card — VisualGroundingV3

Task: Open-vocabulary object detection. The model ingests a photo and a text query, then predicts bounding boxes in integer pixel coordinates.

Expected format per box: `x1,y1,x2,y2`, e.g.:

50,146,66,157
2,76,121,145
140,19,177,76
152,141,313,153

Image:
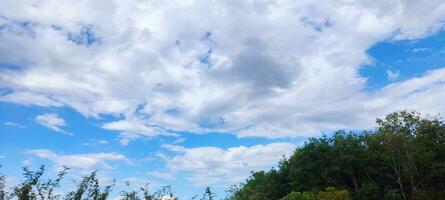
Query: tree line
225,111,445,200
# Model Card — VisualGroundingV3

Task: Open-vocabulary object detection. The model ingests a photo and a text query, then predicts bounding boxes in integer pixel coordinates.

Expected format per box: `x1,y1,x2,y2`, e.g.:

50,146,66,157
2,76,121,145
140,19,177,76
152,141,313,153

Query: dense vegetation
1,111,444,200
225,111,445,200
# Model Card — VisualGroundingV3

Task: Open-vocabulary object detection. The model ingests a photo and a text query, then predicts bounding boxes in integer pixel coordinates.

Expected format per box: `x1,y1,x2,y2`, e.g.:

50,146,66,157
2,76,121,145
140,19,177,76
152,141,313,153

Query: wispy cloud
80,139,109,147
386,70,400,82
35,113,72,135
26,149,126,171
3,121,26,128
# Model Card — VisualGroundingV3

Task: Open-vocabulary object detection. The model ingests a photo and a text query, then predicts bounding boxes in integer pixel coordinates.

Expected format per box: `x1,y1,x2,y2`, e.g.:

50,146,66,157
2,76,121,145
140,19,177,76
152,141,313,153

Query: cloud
3,121,26,128
26,149,126,171
35,113,72,135
368,68,445,115
102,118,177,145
22,159,31,166
0,0,445,140
161,142,295,186
147,171,175,181
0,91,63,107
386,70,400,81
80,139,109,147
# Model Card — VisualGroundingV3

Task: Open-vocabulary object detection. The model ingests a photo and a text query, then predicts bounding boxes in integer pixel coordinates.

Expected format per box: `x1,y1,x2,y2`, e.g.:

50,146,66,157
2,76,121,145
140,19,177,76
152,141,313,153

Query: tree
120,182,141,200
65,171,114,200
12,165,69,200
0,165,7,200
229,111,445,200
280,191,313,200
200,187,215,200
316,187,351,200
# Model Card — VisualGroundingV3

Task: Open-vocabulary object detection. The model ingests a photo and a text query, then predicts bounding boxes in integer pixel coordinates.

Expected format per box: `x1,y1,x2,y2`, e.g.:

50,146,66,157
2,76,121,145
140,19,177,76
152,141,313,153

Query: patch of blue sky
197,116,225,129
165,107,181,116
360,30,445,91
197,49,212,67
0,88,13,95
0,17,37,38
67,24,100,46
197,31,215,68
300,17,333,32
0,62,29,71
201,31,212,41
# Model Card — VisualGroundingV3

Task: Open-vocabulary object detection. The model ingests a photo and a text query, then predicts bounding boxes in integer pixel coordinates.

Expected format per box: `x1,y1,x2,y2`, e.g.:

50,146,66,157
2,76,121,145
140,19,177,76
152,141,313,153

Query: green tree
316,187,351,200
0,165,7,200
65,171,114,200
200,187,215,200
228,111,445,200
120,182,141,200
12,165,68,200
280,191,313,200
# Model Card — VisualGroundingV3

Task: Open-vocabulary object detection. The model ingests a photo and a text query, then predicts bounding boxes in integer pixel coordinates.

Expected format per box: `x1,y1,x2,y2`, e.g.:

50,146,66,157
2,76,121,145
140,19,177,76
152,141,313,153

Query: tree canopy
226,111,445,200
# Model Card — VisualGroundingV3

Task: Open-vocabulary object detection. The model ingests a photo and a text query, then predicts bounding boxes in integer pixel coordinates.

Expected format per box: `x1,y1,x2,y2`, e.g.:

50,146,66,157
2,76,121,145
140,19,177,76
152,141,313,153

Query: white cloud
0,0,445,139
368,68,445,115
102,118,177,145
80,139,109,147
0,91,63,107
26,149,126,171
22,159,31,166
386,70,400,81
35,113,72,135
161,142,295,186
147,171,175,180
3,121,26,128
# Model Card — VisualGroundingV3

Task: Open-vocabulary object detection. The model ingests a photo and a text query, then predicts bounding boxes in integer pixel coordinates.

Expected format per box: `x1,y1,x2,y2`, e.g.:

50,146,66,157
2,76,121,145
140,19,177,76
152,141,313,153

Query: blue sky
1,0,445,199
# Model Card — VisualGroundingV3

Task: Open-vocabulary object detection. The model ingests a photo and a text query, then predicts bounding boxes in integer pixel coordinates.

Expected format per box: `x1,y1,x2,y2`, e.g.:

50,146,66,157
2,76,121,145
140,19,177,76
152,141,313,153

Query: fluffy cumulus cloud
35,113,71,135
161,142,295,186
1,0,445,142
26,149,126,171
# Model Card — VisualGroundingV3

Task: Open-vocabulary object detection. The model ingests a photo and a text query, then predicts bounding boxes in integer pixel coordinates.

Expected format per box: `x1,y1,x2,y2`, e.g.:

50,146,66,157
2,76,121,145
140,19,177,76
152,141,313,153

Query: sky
1,0,445,198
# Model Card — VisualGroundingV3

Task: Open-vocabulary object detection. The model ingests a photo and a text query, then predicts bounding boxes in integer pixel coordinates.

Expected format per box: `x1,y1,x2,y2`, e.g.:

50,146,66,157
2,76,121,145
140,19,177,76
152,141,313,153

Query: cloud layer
1,0,445,142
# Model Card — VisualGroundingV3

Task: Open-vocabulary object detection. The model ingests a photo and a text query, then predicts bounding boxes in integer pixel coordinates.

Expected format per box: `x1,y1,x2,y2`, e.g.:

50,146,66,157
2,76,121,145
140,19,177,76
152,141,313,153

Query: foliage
0,165,7,200
227,111,445,200
280,191,313,200
64,170,114,200
119,183,178,200
200,187,215,200
11,165,69,200
0,166,219,200
316,187,351,200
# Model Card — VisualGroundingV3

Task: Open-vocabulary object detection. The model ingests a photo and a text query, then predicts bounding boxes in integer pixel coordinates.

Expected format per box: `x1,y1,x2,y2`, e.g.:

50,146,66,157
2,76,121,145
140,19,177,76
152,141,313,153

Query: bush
280,191,314,200
316,187,351,200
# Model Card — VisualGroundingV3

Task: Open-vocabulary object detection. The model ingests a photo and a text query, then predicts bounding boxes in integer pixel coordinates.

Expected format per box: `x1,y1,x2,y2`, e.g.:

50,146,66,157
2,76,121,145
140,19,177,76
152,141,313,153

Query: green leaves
229,111,445,200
